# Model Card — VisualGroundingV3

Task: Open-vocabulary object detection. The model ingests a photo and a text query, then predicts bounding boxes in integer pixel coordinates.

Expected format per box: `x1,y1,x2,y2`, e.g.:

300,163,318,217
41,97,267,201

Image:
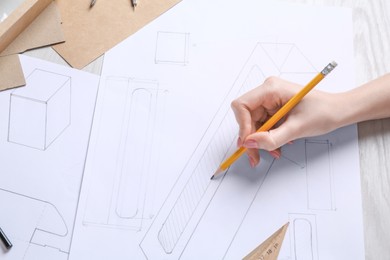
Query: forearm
337,73,390,127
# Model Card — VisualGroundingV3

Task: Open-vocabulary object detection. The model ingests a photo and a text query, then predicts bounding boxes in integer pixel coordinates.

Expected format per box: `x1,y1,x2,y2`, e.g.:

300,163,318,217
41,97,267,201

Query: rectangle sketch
140,42,316,259
83,77,167,231
155,31,190,65
7,69,71,150
305,139,335,210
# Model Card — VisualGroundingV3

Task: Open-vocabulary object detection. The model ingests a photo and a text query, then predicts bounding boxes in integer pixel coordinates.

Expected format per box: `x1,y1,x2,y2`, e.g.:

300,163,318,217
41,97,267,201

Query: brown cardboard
0,2,64,56
53,0,182,69
0,0,52,54
0,55,26,91
0,0,64,91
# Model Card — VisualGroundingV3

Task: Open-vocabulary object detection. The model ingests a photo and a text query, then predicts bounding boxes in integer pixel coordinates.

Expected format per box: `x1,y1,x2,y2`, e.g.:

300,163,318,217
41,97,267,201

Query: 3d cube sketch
155,31,189,65
8,69,71,150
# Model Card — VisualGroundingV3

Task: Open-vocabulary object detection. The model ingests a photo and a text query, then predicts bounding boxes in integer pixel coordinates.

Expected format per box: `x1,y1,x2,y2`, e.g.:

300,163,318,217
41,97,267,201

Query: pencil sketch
305,139,335,210
140,42,318,259
83,77,166,231
0,188,69,259
288,213,318,260
155,31,190,65
7,69,71,151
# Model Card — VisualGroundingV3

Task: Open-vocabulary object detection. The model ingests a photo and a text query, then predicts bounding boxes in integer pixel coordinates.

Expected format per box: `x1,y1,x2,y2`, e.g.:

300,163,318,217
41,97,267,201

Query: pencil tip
211,168,223,180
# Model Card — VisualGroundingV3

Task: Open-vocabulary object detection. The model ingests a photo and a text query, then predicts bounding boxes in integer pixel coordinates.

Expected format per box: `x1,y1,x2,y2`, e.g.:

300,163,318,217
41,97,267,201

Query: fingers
245,143,282,168
231,76,301,167
243,123,295,151
269,149,281,159
231,100,253,146
246,148,260,168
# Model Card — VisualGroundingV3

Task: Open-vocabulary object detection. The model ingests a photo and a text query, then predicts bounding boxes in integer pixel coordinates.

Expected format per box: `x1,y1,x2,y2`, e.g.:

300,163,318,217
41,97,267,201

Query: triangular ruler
243,222,289,260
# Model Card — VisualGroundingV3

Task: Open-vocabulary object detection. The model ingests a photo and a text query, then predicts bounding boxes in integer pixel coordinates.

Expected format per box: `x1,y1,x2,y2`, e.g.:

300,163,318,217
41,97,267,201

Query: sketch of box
155,31,189,65
8,69,71,150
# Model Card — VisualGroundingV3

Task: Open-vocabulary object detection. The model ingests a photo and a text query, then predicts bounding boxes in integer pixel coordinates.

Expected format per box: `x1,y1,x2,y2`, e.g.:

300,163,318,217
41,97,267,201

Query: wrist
336,74,390,126
332,89,370,129
332,91,355,128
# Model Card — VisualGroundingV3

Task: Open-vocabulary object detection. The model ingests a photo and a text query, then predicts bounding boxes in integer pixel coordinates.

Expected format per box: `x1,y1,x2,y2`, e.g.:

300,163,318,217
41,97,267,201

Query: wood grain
24,0,390,258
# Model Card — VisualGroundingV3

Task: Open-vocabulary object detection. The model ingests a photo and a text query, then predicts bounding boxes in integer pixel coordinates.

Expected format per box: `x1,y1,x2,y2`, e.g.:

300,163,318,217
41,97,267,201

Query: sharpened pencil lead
211,167,223,180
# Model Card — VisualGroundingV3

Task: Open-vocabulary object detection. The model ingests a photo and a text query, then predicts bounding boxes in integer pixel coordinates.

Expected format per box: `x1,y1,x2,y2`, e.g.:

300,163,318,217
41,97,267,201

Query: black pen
0,227,12,250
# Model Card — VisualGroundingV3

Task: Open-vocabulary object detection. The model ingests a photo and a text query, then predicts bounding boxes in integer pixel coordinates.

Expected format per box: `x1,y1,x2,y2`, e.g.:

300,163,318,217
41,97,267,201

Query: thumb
243,124,295,151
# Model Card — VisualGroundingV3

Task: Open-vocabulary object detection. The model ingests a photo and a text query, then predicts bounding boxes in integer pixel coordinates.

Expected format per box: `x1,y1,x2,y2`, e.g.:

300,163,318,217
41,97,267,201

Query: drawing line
7,69,72,151
138,44,272,253
139,42,319,259
139,42,272,258
156,62,263,254
305,139,335,210
0,188,69,256
83,77,166,231
288,213,319,260
155,31,190,65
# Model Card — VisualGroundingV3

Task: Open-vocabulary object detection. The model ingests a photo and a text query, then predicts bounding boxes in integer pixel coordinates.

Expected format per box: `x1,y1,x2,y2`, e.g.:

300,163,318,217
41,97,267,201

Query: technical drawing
83,77,166,231
155,31,190,65
288,213,318,260
140,42,317,259
0,188,69,259
305,139,335,210
7,69,71,150
260,42,317,83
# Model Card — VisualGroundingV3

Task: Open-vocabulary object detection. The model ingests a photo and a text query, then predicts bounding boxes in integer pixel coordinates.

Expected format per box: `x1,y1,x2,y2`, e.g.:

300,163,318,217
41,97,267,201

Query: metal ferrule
321,61,338,76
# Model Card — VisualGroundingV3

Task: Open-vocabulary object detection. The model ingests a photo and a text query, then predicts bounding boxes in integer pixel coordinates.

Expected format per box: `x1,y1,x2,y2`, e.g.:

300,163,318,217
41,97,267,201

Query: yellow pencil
211,61,338,180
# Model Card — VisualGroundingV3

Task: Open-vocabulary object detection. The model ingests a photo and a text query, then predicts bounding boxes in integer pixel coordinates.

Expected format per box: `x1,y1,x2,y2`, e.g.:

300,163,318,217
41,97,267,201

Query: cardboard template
52,0,182,69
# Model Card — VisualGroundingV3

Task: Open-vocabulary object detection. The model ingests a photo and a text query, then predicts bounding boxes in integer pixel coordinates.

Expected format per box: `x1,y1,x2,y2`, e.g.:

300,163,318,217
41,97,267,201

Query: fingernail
244,139,258,149
237,137,242,147
248,156,256,168
269,150,281,159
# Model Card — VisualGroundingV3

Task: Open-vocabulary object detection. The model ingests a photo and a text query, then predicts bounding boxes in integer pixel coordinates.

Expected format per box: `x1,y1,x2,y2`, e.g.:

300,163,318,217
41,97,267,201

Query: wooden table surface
22,0,389,259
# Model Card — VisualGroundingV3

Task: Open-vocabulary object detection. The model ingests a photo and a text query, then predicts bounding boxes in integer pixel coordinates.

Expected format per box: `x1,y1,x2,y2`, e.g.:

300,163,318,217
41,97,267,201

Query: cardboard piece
0,0,65,91
0,54,25,91
0,0,52,53
0,2,64,56
53,0,182,69
243,223,289,260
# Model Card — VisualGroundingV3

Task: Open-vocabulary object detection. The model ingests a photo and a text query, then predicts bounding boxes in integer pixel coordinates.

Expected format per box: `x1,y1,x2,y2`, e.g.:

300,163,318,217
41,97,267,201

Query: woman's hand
231,76,342,167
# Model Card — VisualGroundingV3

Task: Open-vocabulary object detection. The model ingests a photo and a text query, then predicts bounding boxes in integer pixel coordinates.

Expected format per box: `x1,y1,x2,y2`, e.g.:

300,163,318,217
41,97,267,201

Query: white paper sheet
71,0,365,259
0,55,99,259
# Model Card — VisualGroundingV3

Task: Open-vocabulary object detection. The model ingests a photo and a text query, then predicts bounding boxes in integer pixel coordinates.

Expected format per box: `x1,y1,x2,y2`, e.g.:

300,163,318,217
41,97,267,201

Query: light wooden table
23,0,389,259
